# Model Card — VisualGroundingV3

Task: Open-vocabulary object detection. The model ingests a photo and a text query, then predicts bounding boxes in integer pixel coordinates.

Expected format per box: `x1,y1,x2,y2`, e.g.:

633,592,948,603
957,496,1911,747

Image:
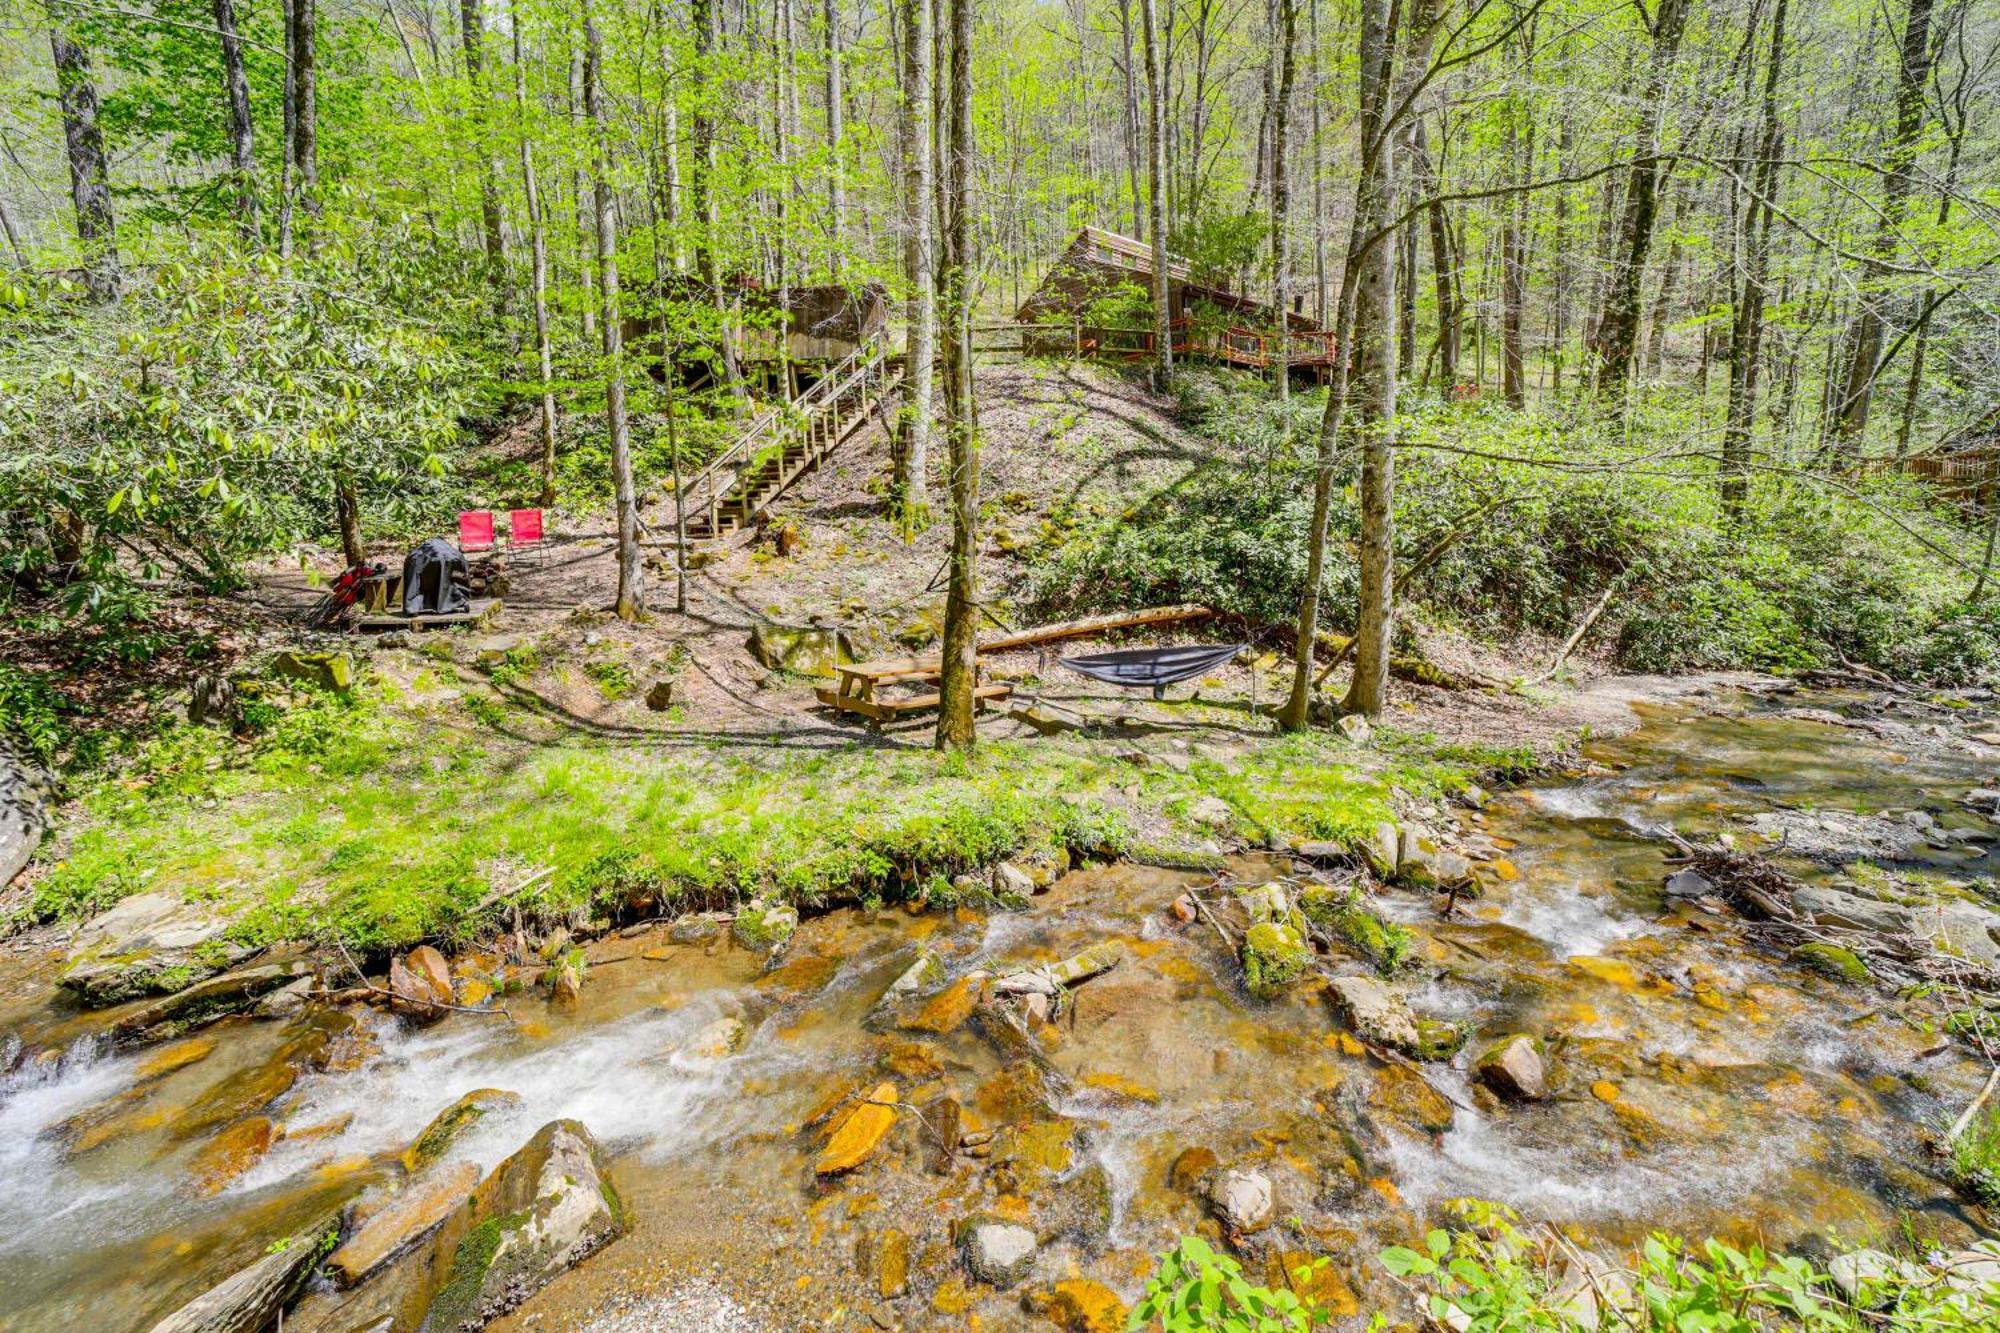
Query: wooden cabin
1014,226,1336,377
628,278,889,391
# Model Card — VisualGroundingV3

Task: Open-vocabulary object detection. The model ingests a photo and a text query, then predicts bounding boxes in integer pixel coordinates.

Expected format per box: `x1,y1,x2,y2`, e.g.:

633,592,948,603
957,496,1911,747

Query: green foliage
1129,1235,1329,1332
1379,1206,2000,1331
1029,374,1990,683
0,662,77,767
1945,1103,2000,1207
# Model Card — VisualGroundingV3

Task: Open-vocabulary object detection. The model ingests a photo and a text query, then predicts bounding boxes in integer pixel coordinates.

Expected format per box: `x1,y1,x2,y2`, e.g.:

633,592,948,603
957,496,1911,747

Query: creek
1,682,1995,1331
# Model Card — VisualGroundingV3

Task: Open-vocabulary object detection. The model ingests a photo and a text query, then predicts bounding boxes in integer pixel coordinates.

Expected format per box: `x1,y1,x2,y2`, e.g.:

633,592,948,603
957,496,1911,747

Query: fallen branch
1533,580,1620,684
1945,1064,2000,1146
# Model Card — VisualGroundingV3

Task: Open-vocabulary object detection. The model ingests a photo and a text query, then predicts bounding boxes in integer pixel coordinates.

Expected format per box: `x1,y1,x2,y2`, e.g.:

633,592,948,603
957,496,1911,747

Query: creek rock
424,1120,627,1329
1301,886,1413,974
389,946,454,1020
669,914,723,945
992,860,1036,902
1170,1145,1221,1194
732,899,799,955
1475,1035,1548,1101
1743,809,1928,863
1325,974,1421,1053
1791,943,1871,983
1791,886,1917,935
816,1081,899,1174
1931,902,2000,968
1370,1063,1455,1136
189,1116,278,1195
1205,1167,1275,1233
1035,1278,1129,1333
1242,921,1312,1000
1663,868,1713,898
1362,821,1400,877
146,1217,341,1333
110,960,313,1044
0,740,51,889
1828,1250,1922,1308
1396,828,1473,890
993,943,1124,1001
878,950,946,1009
59,891,256,1006
329,1159,482,1287
404,1088,524,1172
747,624,852,677
963,1220,1038,1287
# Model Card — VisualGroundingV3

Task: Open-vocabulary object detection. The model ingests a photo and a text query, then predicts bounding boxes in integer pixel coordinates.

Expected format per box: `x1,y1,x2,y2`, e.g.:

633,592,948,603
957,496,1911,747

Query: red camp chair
458,510,497,553
508,508,548,565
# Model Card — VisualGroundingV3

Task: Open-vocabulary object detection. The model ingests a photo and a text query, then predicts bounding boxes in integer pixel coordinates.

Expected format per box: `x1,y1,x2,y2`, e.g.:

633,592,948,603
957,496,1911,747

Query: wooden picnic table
814,656,1013,724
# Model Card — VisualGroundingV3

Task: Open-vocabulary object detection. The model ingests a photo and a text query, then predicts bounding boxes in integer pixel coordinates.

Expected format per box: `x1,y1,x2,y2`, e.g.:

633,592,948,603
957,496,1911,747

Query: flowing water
1,684,1996,1331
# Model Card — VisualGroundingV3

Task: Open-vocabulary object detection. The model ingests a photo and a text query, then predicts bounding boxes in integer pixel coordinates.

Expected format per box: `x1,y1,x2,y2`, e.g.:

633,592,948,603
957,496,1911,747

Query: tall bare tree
290,0,320,235
459,0,509,317
585,6,642,620
1590,0,1692,399
1721,0,1788,511
825,0,846,275
512,0,559,507
46,13,118,301
1138,0,1171,390
1269,0,1296,402
935,0,980,751
213,0,256,240
895,0,937,522
1827,0,1938,449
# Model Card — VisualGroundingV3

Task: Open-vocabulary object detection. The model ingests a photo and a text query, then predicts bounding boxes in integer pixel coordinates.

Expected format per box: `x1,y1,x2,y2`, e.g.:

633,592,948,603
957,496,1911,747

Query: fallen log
977,603,1213,653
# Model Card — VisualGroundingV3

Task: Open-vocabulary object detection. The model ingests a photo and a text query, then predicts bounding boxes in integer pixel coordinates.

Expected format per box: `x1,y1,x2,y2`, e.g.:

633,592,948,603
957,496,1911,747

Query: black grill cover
402,538,471,616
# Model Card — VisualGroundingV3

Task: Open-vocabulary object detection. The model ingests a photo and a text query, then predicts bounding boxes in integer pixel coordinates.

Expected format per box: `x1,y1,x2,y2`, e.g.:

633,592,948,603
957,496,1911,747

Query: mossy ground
22,648,1519,954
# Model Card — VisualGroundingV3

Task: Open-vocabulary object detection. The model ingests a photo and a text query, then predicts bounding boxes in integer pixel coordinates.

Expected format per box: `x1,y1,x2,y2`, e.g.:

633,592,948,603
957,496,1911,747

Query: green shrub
0,661,75,766
1131,1235,1329,1332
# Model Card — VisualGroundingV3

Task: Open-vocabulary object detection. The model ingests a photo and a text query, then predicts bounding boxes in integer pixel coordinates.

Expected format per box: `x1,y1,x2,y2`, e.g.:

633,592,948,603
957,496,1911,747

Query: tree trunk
1280,0,1407,728
512,1,559,507
585,6,641,621
934,0,979,752
1721,0,1787,513
1589,0,1690,400
279,0,296,257
895,0,937,522
47,18,118,301
1343,0,1433,718
1500,54,1531,408
213,0,256,240
825,0,845,276
1827,0,1937,452
1269,0,1295,402
290,0,320,235
460,0,509,318
690,0,745,397
1117,0,1142,237
335,476,366,565
569,44,597,340
1138,0,1171,391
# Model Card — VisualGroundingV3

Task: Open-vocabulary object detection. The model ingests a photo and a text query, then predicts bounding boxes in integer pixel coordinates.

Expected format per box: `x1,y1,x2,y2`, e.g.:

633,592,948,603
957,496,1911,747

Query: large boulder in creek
403,1088,524,1172
425,1120,628,1329
59,891,257,1006
1743,809,1927,863
0,740,51,889
328,1160,482,1288
1791,886,1918,936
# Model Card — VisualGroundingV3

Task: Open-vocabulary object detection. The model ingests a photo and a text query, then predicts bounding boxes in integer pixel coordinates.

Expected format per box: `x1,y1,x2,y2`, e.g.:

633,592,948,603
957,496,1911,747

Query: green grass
26,671,1499,953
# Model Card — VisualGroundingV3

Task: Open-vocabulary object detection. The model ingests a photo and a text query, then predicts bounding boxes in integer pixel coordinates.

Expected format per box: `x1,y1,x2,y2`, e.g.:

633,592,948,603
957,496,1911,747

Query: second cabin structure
1015,226,1338,379
628,277,889,393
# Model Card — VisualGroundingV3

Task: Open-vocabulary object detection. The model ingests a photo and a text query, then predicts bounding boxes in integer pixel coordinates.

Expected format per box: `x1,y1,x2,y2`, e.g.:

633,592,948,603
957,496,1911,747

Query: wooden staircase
675,334,899,544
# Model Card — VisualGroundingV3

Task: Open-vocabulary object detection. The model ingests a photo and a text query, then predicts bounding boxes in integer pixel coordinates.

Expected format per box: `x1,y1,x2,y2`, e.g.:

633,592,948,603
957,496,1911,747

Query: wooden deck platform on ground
351,598,500,631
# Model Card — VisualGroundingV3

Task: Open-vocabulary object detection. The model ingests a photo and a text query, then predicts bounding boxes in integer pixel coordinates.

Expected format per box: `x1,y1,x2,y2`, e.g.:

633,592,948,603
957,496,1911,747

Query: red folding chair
507,508,549,565
457,511,496,553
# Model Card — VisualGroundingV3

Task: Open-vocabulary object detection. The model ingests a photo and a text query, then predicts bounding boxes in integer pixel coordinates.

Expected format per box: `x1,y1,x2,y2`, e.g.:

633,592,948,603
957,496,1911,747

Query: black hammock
1060,642,1248,699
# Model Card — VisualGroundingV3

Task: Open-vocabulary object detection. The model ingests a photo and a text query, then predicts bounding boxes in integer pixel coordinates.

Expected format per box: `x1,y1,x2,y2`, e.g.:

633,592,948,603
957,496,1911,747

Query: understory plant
1128,1235,1330,1331
1379,1202,2000,1331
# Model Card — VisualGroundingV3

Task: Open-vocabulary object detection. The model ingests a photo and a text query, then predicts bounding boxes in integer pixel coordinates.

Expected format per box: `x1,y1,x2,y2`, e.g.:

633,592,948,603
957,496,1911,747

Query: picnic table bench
814,655,1013,724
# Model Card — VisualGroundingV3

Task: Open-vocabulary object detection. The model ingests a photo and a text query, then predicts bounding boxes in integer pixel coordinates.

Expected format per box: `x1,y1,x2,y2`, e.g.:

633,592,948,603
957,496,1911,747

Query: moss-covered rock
1300,886,1414,974
732,899,799,955
403,1088,524,1173
424,1119,627,1329
1792,942,1870,983
1413,1019,1468,1062
1242,920,1312,1000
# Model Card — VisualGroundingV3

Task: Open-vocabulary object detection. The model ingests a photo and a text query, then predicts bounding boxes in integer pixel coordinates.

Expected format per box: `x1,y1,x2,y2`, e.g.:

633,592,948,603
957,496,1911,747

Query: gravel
575,1281,768,1332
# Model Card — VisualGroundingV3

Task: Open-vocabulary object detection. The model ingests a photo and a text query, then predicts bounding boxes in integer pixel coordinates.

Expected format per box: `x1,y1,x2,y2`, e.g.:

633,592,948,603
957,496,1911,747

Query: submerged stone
816,1081,899,1174
1369,1064,1454,1137
963,1220,1037,1287
1475,1035,1547,1101
403,1088,523,1173
1792,942,1870,983
1037,1278,1129,1332
1205,1167,1275,1233
190,1116,277,1195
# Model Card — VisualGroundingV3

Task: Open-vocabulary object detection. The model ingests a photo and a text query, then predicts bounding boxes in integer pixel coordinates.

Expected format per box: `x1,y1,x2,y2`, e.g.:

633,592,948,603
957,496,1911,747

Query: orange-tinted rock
390,946,454,1019
327,1160,481,1287
1042,1278,1129,1332
900,977,981,1034
136,1036,217,1081
1169,1145,1220,1193
190,1116,277,1195
816,1082,899,1174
